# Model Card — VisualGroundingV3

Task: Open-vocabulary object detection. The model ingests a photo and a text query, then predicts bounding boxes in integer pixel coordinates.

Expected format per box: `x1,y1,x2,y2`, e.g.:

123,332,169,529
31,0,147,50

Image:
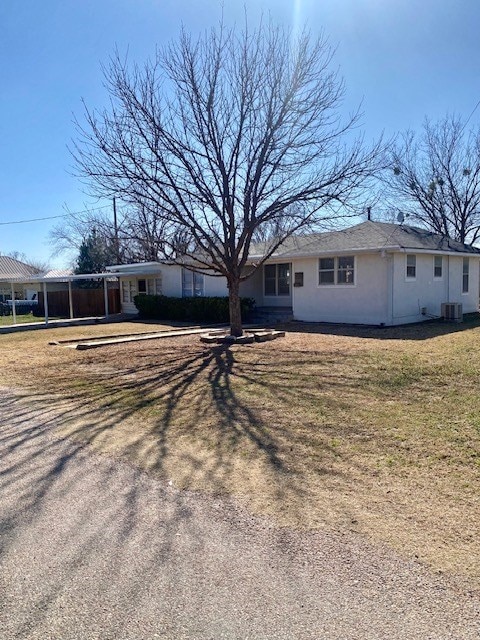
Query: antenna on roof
396,212,405,224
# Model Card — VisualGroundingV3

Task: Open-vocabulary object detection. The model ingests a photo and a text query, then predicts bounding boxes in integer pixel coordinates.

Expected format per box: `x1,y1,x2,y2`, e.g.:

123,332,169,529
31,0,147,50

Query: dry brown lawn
1,317,479,587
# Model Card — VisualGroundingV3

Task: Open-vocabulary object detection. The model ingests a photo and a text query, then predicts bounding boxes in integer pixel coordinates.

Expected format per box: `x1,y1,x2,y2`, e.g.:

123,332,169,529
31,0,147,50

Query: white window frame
182,268,204,297
318,256,355,287
433,256,443,280
264,263,291,297
137,277,162,296
137,278,147,294
121,279,137,304
406,254,416,280
462,258,469,294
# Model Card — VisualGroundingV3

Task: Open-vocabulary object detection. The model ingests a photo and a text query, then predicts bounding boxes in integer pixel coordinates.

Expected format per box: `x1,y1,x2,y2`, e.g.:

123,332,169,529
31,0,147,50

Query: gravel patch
0,388,478,639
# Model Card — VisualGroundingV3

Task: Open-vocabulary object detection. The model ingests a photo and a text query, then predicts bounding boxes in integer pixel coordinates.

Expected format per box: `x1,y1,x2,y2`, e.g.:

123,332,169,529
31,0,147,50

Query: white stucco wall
391,253,479,324
119,265,229,314
160,265,182,297
204,274,229,296
293,251,479,326
291,253,389,325
239,268,263,305
118,253,480,322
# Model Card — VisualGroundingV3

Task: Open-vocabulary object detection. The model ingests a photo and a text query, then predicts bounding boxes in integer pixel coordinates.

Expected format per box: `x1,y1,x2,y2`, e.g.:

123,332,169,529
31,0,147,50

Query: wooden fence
37,288,121,318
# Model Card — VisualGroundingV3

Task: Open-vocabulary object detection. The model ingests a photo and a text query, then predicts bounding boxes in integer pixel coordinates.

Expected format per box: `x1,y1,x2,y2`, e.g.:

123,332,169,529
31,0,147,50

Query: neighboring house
106,221,480,326
0,256,41,302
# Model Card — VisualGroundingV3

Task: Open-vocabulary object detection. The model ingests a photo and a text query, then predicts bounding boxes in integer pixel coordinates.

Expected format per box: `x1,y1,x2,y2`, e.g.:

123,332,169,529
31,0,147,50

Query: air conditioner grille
441,302,463,322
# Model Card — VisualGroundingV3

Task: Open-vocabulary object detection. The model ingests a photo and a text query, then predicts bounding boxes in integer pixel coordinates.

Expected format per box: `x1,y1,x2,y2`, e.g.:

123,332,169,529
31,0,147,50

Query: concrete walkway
0,388,478,639
0,314,132,334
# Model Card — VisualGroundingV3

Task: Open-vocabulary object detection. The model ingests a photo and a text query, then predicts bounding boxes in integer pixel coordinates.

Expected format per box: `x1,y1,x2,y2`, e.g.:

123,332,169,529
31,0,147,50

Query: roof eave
247,244,480,262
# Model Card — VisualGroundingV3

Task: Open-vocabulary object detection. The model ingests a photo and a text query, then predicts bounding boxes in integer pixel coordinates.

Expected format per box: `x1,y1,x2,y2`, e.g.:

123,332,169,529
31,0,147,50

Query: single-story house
0,256,41,302
106,221,480,326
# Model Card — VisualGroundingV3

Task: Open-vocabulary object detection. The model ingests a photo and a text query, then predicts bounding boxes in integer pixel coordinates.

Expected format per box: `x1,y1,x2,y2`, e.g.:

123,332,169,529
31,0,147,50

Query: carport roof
2,271,139,284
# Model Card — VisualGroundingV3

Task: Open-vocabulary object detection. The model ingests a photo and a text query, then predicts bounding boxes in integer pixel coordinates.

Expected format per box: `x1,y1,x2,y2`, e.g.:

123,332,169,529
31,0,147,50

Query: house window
337,256,355,284
319,258,335,284
462,258,469,293
277,263,290,295
319,256,355,285
149,277,162,295
406,254,416,279
182,268,204,297
138,277,162,295
264,263,291,296
264,264,277,296
434,256,443,279
121,279,137,304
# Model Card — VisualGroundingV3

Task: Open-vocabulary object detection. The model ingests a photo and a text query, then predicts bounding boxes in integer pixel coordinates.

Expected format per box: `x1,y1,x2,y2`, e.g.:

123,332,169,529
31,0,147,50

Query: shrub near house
134,295,255,323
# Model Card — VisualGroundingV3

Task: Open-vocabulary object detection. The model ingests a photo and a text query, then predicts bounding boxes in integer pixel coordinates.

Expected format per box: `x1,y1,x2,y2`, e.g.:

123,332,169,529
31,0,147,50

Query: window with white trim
406,254,416,279
319,256,355,285
264,263,291,296
138,277,162,296
121,279,137,304
433,256,443,279
182,268,204,297
462,258,469,293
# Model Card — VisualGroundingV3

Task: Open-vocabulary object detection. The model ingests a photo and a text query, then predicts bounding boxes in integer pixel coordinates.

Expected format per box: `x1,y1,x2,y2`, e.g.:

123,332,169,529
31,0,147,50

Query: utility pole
113,197,120,263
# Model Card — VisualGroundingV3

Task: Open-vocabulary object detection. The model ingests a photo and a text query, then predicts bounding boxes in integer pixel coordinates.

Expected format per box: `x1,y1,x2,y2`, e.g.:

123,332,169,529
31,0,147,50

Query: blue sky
0,0,479,267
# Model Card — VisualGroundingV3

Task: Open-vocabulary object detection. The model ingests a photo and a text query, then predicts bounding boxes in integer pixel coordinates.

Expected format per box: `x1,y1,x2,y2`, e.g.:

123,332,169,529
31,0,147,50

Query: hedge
134,294,255,323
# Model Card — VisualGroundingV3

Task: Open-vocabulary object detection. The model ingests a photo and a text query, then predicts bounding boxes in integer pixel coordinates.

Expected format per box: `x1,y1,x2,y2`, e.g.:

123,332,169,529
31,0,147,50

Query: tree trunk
228,278,243,337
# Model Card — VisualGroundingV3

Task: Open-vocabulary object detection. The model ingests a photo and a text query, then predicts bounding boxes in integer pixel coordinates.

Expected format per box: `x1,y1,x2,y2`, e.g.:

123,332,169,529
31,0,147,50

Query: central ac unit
441,302,463,322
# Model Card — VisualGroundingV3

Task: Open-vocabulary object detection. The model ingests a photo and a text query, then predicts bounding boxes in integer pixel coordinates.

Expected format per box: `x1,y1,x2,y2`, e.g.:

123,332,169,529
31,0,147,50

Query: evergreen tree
75,230,116,286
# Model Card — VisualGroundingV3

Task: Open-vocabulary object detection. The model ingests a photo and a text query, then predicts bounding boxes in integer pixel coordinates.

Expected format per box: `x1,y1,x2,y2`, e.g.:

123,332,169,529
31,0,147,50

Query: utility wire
461,99,480,132
0,205,112,226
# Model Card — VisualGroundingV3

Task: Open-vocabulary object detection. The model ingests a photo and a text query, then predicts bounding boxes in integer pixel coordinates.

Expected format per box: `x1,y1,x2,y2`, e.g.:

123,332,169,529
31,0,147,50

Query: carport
4,270,139,325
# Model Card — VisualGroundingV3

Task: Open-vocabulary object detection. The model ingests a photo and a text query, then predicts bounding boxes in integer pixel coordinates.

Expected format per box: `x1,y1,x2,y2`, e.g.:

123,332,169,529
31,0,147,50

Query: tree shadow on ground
279,313,480,341
0,339,360,637
2,386,476,639
0,389,268,637
0,337,374,556
2,327,480,635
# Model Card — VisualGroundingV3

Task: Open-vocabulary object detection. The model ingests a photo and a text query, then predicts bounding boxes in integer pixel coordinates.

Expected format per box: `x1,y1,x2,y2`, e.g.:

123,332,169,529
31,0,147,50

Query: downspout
447,255,450,301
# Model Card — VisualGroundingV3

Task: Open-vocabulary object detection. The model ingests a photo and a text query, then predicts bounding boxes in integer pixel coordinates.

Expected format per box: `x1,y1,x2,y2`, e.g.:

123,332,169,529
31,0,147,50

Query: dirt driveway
0,388,478,640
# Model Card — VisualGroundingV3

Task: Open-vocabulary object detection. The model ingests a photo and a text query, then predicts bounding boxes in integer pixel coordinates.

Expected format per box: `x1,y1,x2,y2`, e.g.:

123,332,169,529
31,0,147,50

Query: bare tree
50,207,116,265
73,21,383,336
50,203,171,265
385,115,480,243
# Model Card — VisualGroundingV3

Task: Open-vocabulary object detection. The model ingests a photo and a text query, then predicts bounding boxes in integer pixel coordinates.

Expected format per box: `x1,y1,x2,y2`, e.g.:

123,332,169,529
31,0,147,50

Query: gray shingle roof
250,221,480,259
0,256,40,279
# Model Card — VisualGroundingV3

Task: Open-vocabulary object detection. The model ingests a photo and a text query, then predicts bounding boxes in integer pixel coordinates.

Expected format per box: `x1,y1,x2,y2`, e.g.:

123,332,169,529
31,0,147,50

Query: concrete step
252,307,293,323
